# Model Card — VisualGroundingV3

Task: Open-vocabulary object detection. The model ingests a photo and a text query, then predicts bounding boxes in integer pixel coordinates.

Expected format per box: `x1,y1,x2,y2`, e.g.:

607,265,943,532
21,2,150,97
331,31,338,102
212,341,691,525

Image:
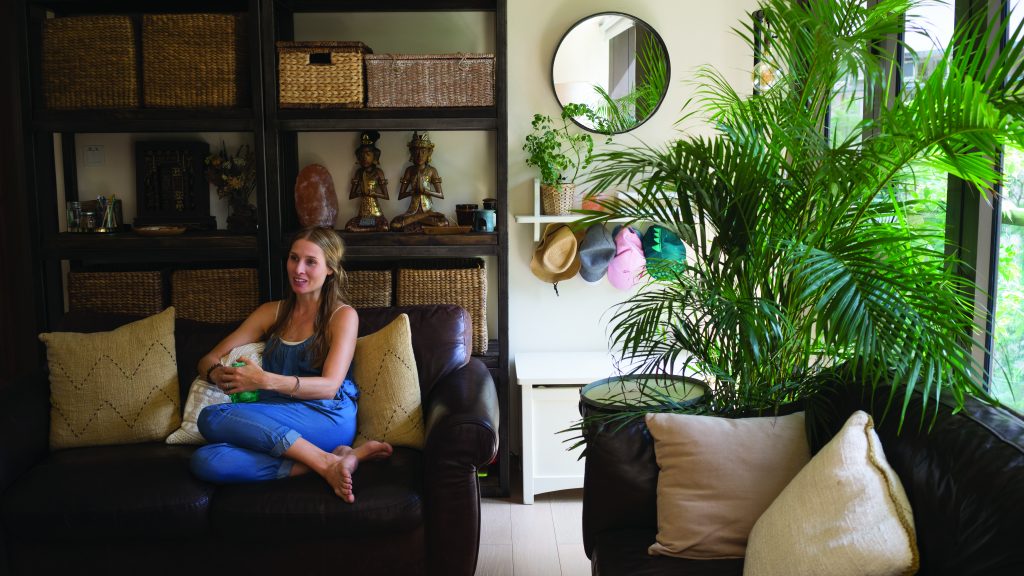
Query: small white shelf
514,179,624,241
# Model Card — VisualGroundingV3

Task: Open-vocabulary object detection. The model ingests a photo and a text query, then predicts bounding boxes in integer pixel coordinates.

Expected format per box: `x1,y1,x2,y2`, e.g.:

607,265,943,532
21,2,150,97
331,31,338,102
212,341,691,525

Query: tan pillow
353,314,424,449
645,411,810,559
165,342,264,445
40,307,180,450
743,410,918,576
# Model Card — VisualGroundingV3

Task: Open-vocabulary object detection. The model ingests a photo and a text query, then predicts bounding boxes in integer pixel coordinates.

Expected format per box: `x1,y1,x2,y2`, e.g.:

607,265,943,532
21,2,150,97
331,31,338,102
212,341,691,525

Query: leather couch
581,381,1024,575
0,304,499,576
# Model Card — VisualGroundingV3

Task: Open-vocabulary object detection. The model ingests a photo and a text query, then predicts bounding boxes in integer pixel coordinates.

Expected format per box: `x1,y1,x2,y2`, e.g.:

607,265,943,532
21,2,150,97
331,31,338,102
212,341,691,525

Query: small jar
482,197,497,211
81,211,97,231
456,203,479,227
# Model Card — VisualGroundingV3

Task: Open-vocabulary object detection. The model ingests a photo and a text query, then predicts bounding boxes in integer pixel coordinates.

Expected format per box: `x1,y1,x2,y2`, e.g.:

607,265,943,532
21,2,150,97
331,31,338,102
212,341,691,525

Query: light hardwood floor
475,489,589,576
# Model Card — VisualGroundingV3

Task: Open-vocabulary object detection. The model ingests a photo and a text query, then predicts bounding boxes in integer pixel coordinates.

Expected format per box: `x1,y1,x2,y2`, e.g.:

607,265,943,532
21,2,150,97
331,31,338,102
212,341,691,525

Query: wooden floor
475,489,589,576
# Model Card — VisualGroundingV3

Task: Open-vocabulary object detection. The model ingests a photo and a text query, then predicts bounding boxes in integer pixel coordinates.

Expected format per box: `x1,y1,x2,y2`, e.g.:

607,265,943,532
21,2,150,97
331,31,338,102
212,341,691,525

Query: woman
191,226,391,503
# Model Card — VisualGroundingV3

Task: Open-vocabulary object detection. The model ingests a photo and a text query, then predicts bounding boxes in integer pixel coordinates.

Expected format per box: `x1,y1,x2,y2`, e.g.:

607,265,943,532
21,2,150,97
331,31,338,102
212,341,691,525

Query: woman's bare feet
325,441,392,503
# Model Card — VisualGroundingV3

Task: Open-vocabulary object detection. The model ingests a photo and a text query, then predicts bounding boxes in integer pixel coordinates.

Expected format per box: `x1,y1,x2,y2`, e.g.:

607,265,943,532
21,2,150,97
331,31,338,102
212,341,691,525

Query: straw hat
530,224,582,287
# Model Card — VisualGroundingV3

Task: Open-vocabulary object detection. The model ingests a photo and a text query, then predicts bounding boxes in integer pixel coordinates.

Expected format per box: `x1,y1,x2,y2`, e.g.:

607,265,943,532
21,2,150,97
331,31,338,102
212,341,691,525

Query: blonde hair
265,226,348,369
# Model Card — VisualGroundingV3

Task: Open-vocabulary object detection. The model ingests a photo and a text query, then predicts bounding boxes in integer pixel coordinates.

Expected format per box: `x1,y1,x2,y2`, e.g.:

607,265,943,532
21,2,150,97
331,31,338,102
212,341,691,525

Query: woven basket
171,268,259,323
142,14,249,108
42,16,138,110
346,270,392,308
67,271,163,316
365,53,494,108
541,183,576,216
397,260,487,354
277,41,371,108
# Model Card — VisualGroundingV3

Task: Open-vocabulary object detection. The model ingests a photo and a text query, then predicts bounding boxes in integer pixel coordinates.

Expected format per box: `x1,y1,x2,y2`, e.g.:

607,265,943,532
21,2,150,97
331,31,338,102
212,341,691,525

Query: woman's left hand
217,357,264,395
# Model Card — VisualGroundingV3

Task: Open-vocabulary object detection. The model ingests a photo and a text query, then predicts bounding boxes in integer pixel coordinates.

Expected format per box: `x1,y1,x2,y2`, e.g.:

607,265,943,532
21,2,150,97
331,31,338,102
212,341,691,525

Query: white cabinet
516,352,616,504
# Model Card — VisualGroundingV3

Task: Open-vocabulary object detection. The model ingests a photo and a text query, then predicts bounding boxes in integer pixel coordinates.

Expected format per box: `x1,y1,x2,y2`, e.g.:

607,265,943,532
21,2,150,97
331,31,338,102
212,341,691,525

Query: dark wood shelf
276,108,497,132
32,0,248,14
335,231,498,258
33,109,256,133
46,231,258,262
283,0,496,13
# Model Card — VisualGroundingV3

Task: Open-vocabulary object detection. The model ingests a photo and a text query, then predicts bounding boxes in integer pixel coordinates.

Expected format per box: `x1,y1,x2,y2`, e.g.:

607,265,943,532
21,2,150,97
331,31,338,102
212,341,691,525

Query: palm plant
578,0,1024,427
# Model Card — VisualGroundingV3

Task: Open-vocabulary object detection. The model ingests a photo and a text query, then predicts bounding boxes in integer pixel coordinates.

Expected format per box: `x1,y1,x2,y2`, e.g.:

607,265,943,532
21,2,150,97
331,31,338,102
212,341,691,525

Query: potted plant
576,0,1024,427
523,102,595,215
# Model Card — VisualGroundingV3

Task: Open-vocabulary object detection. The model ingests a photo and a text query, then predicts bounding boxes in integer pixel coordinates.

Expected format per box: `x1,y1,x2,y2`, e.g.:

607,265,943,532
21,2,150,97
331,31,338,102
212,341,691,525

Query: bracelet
205,364,219,383
290,375,301,397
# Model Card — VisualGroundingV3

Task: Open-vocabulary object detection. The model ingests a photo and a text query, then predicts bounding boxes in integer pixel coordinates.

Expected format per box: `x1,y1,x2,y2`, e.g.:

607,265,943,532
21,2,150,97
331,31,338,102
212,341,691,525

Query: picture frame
134,141,216,229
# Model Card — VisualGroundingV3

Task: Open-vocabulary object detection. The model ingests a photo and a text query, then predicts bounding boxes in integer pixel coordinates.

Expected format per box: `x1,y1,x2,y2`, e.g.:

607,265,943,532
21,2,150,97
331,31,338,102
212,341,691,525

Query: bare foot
354,440,393,462
327,446,358,503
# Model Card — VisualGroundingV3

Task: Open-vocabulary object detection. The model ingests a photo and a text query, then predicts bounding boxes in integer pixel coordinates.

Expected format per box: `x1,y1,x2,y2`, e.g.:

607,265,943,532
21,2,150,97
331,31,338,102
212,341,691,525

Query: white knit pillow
165,342,263,445
743,410,918,576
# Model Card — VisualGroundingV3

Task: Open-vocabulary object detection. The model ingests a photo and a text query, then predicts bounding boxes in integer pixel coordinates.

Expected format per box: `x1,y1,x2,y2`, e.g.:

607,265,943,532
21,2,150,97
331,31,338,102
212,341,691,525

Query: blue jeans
190,381,357,483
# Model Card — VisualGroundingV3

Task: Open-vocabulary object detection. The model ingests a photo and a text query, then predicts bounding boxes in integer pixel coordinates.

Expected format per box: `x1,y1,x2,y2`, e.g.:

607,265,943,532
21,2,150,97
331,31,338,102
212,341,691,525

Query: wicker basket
142,14,249,108
277,41,371,108
171,268,259,323
541,183,576,216
42,16,139,110
67,271,163,316
346,270,392,308
365,53,494,108
397,260,487,354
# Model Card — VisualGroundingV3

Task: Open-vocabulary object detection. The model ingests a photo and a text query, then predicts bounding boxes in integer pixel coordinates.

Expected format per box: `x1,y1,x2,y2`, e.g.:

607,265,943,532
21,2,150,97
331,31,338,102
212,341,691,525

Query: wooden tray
422,225,471,235
133,225,187,237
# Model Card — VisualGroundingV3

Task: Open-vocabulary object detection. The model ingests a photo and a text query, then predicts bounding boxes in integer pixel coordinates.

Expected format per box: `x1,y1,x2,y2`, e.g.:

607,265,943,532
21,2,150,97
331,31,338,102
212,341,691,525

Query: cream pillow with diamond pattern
39,307,180,450
353,313,424,449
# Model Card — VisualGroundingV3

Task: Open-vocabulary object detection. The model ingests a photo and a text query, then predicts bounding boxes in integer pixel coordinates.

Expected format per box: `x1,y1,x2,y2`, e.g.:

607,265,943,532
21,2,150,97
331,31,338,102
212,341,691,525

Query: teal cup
474,209,496,232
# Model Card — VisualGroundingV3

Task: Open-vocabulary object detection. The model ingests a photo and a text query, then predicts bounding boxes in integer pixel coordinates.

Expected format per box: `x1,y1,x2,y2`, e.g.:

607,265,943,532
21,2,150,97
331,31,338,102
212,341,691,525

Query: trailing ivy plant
576,0,1024,429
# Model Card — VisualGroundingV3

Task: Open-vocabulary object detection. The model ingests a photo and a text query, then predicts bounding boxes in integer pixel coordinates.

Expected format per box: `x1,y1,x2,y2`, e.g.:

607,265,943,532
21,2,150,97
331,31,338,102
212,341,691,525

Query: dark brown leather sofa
0,304,498,576
582,381,1024,575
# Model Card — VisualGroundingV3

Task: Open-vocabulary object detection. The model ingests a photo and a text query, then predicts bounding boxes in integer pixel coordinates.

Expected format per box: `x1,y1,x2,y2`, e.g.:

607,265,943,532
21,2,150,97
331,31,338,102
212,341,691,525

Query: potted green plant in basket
575,0,1024,430
523,102,595,215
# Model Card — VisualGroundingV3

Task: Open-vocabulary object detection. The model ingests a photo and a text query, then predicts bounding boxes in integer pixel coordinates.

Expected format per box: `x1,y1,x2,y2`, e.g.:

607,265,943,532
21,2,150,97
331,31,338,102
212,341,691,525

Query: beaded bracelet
205,364,219,383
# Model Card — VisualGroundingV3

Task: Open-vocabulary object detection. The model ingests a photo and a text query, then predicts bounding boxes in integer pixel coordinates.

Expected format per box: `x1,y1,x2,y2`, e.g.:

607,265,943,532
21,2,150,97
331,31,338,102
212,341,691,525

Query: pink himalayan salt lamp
294,164,338,227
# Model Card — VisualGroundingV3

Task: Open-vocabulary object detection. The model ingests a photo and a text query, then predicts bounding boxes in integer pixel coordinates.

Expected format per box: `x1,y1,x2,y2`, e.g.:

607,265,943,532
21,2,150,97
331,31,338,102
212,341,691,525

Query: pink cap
607,227,647,290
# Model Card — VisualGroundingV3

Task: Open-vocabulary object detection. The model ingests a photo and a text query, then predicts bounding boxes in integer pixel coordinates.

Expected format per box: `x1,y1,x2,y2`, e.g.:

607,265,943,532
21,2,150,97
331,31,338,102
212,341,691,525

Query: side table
515,351,616,504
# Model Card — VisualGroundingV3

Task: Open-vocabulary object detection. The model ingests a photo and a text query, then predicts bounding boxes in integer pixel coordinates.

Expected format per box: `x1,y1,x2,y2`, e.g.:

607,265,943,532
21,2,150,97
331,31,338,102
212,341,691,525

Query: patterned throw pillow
743,410,918,576
353,314,425,449
40,307,180,450
165,342,264,445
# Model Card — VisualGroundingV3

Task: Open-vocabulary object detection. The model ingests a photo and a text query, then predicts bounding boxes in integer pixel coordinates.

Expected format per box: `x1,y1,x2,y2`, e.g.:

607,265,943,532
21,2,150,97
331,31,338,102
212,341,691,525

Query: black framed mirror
551,12,670,134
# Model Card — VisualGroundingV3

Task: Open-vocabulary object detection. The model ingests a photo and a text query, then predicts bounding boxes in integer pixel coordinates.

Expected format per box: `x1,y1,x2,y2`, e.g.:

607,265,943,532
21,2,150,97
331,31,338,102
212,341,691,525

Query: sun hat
530,223,582,294
578,224,616,283
607,226,646,290
642,225,687,280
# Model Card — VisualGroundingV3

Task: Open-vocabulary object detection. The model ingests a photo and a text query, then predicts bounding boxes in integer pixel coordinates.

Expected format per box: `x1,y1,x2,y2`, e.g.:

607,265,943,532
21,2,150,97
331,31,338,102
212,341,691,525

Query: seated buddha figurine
390,132,450,232
345,131,390,232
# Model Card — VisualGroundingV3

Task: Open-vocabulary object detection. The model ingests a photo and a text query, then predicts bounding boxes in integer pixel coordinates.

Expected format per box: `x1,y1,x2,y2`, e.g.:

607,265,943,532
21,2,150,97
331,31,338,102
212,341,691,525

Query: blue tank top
262,335,357,401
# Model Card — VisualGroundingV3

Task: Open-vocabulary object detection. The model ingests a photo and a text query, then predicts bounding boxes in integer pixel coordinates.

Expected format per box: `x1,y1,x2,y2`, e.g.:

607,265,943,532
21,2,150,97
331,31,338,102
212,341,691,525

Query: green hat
642,225,686,280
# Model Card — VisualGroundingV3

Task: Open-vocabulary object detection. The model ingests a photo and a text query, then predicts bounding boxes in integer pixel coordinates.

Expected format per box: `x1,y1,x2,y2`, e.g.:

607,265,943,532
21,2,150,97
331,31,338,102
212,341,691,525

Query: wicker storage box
397,260,487,354
277,41,371,108
142,14,249,108
171,268,259,323
365,53,494,108
42,16,139,110
68,271,164,316
347,270,393,308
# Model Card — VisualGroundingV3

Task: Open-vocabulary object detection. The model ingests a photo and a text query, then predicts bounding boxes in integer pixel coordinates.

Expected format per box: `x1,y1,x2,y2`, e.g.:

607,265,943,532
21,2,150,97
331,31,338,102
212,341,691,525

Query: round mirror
551,13,670,134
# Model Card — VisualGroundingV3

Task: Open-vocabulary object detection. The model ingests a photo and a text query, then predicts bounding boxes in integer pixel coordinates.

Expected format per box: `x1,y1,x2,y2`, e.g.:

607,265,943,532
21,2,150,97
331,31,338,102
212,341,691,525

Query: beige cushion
645,411,810,559
165,342,263,445
743,410,918,576
40,307,180,450
353,314,424,449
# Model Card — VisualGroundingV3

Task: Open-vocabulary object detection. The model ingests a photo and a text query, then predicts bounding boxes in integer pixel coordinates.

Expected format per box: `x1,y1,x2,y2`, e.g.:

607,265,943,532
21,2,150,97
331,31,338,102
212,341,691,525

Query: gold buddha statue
345,131,390,232
390,131,450,232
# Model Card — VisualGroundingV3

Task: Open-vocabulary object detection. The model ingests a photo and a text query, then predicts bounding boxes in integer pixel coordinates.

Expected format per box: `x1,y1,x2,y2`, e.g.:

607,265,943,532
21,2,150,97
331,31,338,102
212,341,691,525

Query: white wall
507,0,759,360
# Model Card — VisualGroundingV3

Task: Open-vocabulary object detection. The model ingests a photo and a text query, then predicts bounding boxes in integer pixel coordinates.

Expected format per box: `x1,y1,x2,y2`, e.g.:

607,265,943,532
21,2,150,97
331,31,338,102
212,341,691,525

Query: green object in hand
228,361,259,403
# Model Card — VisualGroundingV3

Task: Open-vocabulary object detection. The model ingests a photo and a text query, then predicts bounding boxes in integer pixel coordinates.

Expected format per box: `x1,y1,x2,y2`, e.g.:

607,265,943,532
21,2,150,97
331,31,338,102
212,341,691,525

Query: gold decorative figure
390,131,450,232
345,131,390,232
